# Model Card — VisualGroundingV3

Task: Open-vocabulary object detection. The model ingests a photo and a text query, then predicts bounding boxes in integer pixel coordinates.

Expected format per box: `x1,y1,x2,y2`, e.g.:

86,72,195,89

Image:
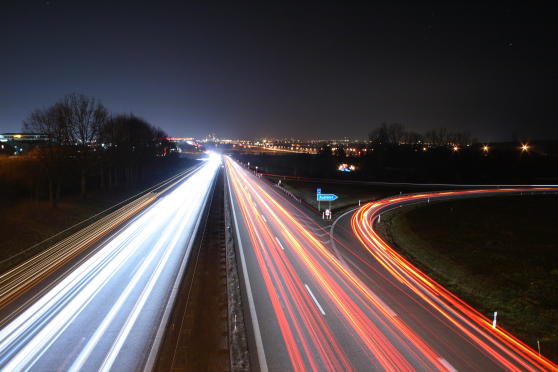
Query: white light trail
0,153,221,370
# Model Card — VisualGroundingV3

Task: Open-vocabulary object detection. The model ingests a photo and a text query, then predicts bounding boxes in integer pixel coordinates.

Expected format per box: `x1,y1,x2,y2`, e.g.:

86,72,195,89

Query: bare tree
99,114,167,187
451,131,472,146
369,123,406,145
403,131,424,144
64,93,108,198
23,104,71,206
369,123,390,144
387,123,405,144
425,128,450,146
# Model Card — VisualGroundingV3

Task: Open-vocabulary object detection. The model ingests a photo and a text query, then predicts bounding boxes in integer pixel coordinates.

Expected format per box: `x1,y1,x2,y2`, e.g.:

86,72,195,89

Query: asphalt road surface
0,154,221,371
226,157,557,372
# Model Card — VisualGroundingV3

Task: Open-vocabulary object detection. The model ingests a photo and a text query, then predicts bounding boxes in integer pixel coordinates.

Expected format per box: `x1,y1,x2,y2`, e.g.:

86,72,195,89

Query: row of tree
369,123,474,146
22,93,171,207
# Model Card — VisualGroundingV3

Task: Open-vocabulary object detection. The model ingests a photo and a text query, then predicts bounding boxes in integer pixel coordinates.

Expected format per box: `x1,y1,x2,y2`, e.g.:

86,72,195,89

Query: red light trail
352,189,558,372
228,156,558,371
229,159,534,370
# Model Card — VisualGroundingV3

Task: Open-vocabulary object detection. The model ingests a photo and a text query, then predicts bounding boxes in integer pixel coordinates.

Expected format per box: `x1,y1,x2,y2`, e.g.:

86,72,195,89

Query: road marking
261,214,267,223
275,236,285,250
329,206,360,268
226,170,269,372
304,284,326,315
438,357,458,372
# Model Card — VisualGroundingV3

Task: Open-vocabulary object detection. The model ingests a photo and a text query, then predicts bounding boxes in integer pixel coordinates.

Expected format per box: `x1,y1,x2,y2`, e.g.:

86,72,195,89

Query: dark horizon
1,1,556,141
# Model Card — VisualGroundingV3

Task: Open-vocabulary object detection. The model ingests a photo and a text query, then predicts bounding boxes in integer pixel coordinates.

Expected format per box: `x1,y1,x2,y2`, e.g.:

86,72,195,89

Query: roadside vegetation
377,194,558,362
0,93,199,272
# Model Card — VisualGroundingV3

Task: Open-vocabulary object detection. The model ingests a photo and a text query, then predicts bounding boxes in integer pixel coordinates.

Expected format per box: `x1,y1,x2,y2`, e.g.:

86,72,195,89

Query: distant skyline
1,1,556,141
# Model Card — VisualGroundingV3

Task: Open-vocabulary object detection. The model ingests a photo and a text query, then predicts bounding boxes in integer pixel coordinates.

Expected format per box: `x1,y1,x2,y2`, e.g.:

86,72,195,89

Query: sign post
316,188,338,213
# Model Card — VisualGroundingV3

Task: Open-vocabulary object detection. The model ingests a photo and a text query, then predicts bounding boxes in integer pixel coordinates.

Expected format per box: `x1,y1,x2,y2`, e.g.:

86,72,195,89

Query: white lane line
275,236,285,250
438,357,458,372
226,170,269,372
261,214,267,223
304,284,326,316
313,231,329,237
329,206,360,268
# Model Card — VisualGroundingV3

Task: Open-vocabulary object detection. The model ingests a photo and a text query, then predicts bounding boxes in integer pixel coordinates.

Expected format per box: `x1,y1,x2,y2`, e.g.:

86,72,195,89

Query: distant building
0,133,49,155
0,133,49,142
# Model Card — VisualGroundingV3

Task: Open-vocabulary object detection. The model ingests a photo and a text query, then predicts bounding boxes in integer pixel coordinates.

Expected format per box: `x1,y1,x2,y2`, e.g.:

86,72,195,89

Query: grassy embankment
377,194,558,362
0,192,132,270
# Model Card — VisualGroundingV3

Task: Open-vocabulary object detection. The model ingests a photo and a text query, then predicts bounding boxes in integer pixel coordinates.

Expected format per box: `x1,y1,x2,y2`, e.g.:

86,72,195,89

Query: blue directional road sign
317,194,338,201
316,188,338,201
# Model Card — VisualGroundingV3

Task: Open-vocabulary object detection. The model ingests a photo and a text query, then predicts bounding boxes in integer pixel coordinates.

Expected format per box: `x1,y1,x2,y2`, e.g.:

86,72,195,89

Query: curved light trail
228,159,451,371
351,189,558,372
0,153,221,371
227,156,558,371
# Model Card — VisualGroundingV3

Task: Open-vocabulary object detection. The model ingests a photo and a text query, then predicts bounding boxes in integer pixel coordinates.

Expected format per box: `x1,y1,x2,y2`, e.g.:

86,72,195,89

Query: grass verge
377,194,558,362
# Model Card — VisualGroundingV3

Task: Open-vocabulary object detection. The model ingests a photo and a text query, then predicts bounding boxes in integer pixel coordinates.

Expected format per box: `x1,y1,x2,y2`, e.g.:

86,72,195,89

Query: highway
0,153,221,371
225,157,558,371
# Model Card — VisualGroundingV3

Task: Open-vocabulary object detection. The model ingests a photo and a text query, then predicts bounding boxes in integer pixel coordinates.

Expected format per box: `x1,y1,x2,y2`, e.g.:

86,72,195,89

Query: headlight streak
0,155,221,370
227,158,449,371
0,165,202,316
0,195,156,311
351,188,558,372
69,183,201,372
97,177,210,371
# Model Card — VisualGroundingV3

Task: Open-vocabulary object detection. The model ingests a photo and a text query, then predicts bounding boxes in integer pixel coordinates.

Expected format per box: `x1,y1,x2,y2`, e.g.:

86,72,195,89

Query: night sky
1,1,556,141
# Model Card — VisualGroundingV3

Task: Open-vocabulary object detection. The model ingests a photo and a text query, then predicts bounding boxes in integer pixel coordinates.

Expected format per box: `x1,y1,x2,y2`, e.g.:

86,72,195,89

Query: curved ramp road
226,157,558,371
0,154,221,371
349,189,558,372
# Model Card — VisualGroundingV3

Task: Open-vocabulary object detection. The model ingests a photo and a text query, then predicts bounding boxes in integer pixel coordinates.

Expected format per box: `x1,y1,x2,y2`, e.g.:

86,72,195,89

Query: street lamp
482,145,489,153
521,144,529,152
452,145,459,152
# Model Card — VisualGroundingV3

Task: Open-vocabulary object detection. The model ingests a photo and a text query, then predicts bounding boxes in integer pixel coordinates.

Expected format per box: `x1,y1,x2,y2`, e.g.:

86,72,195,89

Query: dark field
378,195,558,361
0,193,132,271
